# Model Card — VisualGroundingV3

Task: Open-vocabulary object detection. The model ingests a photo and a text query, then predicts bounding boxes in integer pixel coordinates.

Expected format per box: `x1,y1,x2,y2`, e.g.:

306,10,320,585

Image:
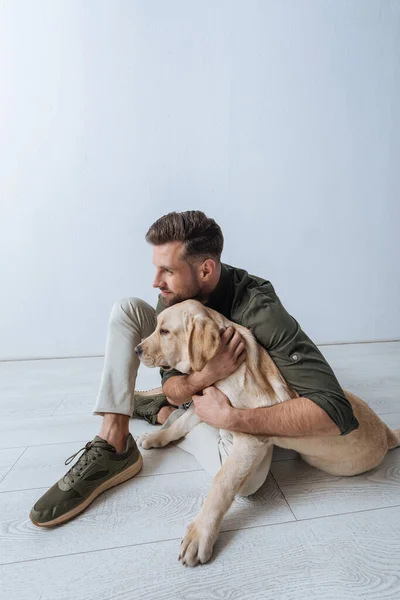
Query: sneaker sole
134,386,163,398
29,453,143,528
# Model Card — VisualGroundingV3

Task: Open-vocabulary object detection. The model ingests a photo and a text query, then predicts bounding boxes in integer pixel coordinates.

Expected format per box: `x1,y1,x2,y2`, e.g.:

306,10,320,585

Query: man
30,210,358,527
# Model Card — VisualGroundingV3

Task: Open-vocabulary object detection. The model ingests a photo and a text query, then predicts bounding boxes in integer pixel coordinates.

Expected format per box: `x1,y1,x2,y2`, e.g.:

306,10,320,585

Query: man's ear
186,315,221,372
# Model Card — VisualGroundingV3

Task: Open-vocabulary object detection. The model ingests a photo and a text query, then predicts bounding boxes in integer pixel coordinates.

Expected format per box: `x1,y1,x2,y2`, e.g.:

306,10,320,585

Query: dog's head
135,299,223,373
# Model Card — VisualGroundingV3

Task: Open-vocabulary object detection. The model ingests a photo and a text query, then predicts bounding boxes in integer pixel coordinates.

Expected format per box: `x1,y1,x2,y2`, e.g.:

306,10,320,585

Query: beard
161,286,202,308
160,271,204,308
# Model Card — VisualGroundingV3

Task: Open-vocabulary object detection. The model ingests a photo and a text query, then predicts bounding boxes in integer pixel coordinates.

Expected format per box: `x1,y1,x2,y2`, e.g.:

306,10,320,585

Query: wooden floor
0,342,399,600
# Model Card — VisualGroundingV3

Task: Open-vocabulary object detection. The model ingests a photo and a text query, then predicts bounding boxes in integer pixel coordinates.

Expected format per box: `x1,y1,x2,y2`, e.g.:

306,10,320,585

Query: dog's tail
388,428,400,450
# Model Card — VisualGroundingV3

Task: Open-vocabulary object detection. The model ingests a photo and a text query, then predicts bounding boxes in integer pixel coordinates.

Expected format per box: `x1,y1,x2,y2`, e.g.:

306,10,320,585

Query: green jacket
156,263,359,435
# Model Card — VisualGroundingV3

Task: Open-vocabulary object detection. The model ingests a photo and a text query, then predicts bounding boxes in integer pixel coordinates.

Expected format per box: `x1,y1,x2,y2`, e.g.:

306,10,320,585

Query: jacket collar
204,263,232,314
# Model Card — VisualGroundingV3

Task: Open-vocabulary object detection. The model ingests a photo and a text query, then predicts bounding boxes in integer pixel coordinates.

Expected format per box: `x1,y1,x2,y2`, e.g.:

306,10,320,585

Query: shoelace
63,439,116,485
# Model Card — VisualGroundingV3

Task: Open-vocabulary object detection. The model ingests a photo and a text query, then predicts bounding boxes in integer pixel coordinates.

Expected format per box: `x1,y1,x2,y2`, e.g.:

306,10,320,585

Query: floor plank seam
0,468,207,493
3,502,400,568
0,448,28,484
0,465,14,485
291,501,400,524
1,447,28,479
0,441,91,450
270,472,297,521
50,394,69,416
1,516,299,567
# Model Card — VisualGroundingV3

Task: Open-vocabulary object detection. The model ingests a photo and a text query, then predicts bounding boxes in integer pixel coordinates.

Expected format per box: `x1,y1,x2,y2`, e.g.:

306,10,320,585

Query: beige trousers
93,297,273,495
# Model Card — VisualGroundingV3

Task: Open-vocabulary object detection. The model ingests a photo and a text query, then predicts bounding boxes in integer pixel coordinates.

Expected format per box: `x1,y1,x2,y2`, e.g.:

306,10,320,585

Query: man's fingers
229,330,244,351
234,341,246,358
193,387,212,399
236,349,247,364
221,326,235,341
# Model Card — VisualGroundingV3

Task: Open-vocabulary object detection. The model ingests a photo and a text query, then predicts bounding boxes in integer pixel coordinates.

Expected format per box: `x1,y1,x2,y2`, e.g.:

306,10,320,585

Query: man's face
152,242,203,307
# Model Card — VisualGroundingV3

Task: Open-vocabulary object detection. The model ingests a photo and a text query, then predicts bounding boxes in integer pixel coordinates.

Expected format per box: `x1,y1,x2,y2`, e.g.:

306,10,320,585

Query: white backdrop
1,0,399,360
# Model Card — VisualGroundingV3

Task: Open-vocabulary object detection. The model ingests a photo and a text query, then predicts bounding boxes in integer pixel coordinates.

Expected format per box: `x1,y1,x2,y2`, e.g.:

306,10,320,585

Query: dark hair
145,210,224,263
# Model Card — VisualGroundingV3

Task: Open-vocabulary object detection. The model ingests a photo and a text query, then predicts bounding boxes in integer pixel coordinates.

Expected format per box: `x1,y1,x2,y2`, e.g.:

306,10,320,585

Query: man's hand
162,327,246,406
201,326,246,385
192,386,234,429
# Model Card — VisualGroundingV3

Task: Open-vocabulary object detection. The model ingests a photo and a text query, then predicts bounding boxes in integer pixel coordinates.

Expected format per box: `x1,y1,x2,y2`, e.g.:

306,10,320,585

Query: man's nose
135,344,143,356
152,271,164,288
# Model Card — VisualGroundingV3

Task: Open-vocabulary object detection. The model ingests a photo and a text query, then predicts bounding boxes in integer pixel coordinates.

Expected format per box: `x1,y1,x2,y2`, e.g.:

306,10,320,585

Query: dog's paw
137,432,169,449
178,521,215,567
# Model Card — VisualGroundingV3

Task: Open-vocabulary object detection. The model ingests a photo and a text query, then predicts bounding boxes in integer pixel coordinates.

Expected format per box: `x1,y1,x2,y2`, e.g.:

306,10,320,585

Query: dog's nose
135,345,143,356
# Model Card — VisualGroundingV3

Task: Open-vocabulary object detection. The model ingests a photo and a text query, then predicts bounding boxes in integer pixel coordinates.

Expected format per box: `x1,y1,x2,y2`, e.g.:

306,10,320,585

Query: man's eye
160,329,170,335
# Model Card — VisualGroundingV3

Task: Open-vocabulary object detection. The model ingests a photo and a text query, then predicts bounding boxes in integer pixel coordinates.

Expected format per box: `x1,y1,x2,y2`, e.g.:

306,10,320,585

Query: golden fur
137,299,400,566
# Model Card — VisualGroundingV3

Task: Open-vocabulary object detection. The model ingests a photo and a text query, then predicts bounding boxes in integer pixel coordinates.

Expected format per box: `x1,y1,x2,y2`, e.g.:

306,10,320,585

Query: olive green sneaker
132,386,169,425
29,433,142,528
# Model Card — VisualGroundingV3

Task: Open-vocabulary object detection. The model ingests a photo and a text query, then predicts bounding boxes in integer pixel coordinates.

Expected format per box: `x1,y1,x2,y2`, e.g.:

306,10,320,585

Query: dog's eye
160,328,170,335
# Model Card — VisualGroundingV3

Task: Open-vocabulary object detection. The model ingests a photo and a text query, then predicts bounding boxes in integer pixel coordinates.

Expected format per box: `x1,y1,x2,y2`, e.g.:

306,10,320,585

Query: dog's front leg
180,433,269,566
137,404,201,449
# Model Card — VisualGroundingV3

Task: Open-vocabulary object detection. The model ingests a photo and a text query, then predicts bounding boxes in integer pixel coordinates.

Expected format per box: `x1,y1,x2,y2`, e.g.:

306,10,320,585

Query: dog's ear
186,315,221,372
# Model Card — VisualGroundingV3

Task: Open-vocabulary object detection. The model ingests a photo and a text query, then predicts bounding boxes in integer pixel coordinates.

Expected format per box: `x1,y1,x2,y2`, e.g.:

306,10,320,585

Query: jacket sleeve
242,292,359,435
159,367,186,386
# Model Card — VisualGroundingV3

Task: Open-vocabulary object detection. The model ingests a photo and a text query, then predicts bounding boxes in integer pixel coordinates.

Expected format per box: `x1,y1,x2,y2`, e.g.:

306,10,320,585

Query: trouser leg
93,297,157,417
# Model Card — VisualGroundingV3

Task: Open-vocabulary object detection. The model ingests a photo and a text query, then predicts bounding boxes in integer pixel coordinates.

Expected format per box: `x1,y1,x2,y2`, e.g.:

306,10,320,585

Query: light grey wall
1,0,399,359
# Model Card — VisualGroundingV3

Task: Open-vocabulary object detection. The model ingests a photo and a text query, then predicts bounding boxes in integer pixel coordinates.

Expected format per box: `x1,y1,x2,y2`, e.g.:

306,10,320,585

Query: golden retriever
135,299,400,566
